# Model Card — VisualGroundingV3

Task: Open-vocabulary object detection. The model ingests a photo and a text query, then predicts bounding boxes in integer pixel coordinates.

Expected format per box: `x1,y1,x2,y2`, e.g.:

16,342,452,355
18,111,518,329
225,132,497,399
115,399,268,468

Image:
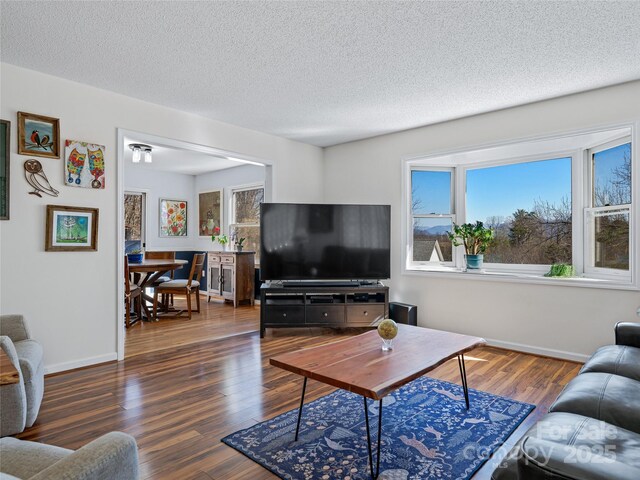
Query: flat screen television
260,203,391,280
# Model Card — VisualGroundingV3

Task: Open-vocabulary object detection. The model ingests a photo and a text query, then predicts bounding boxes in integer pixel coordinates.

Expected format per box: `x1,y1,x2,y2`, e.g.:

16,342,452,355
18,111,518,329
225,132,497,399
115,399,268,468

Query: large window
230,184,264,262
405,127,635,285
466,157,572,265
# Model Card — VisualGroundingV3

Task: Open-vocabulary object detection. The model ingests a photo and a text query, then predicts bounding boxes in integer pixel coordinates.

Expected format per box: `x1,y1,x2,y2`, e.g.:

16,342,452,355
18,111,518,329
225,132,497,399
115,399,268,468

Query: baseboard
44,352,118,375
485,338,589,363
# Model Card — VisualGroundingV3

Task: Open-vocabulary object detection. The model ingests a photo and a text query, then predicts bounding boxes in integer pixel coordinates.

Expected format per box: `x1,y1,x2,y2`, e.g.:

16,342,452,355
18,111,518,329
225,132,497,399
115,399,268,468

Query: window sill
403,266,637,291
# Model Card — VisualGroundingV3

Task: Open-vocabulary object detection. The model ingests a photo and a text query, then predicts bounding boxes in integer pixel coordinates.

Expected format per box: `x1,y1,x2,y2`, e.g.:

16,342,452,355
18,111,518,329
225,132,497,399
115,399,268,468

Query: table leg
294,377,307,441
363,397,383,480
458,354,470,410
363,397,374,480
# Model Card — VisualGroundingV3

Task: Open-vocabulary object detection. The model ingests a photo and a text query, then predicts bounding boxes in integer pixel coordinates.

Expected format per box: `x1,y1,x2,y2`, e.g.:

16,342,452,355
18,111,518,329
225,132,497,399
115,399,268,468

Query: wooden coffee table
270,324,486,479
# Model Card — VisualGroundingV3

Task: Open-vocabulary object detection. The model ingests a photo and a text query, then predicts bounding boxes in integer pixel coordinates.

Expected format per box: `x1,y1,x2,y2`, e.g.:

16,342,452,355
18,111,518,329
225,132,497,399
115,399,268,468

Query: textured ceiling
2,1,640,147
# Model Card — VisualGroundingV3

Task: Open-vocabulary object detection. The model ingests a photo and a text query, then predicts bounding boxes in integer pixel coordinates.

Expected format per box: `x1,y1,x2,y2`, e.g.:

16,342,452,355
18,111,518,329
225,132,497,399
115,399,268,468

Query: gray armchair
0,315,44,437
0,432,139,479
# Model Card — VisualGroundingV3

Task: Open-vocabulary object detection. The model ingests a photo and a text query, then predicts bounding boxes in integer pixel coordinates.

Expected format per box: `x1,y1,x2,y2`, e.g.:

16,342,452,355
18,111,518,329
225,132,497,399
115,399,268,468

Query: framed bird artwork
64,139,106,189
17,111,60,159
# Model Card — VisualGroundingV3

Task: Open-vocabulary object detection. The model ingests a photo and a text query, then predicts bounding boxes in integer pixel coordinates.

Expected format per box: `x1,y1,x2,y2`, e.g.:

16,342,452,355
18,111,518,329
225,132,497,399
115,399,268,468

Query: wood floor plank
16,300,582,479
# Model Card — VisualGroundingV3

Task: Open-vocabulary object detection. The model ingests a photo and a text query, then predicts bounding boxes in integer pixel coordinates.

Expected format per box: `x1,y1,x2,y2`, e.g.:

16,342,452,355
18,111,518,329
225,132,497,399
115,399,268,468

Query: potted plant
127,248,143,264
545,263,576,278
211,226,229,251
447,221,494,270
234,236,246,252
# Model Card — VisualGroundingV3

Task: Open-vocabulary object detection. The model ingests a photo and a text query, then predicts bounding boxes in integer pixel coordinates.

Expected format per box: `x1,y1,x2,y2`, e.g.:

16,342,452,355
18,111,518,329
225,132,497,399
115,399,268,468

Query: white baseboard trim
485,338,589,363
44,352,118,375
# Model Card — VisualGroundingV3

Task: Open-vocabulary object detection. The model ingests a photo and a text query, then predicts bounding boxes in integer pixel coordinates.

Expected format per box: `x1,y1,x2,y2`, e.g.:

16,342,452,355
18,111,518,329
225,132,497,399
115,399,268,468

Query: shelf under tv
281,280,361,288
259,282,389,338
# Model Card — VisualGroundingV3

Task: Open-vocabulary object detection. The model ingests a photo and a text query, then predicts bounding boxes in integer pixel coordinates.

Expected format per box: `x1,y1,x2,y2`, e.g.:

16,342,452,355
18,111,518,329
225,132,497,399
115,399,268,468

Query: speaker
389,302,417,326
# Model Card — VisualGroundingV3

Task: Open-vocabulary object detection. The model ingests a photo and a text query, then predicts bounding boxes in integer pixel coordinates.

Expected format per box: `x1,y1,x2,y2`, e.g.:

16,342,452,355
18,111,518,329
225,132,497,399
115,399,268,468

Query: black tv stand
281,280,359,288
260,281,389,338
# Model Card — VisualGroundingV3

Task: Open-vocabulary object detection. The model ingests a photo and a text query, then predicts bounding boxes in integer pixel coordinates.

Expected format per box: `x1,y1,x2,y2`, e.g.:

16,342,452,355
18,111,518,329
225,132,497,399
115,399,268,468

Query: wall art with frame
45,205,99,251
0,119,10,220
159,199,187,237
198,190,222,237
17,112,60,159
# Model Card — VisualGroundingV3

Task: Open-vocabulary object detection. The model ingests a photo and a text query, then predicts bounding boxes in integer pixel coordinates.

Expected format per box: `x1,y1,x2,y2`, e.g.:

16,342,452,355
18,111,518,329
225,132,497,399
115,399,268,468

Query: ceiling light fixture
129,144,153,164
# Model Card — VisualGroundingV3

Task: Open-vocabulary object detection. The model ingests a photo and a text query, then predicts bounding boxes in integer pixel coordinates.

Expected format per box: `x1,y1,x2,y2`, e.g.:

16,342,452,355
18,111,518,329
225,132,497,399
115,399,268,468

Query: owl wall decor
64,139,106,189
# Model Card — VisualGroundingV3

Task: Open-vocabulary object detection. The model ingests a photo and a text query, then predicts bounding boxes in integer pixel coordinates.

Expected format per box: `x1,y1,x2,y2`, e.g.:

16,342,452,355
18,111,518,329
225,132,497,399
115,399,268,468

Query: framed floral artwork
198,189,222,237
45,205,99,251
17,112,60,159
160,199,187,237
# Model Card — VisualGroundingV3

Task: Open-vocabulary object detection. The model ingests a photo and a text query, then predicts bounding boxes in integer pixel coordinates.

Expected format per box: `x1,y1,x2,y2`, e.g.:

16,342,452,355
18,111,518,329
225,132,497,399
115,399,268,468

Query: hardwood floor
17,298,582,479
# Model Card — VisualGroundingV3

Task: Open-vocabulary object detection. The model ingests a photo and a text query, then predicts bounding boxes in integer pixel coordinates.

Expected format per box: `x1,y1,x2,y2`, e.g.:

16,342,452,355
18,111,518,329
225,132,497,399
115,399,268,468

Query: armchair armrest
0,315,30,343
0,336,27,437
615,322,640,348
31,432,139,480
519,437,640,480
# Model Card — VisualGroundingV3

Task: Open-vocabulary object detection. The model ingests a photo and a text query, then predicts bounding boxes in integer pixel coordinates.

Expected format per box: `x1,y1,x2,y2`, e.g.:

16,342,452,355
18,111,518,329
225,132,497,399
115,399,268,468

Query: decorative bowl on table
127,252,143,264
377,319,398,351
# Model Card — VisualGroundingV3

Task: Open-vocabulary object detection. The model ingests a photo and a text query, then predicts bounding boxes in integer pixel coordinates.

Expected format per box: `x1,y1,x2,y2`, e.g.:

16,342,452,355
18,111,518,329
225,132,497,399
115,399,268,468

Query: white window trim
402,121,639,290
229,182,265,229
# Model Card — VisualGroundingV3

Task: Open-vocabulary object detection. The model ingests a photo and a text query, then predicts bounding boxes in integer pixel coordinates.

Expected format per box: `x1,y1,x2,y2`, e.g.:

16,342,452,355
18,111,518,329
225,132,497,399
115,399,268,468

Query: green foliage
235,236,246,247
545,263,576,278
447,221,494,255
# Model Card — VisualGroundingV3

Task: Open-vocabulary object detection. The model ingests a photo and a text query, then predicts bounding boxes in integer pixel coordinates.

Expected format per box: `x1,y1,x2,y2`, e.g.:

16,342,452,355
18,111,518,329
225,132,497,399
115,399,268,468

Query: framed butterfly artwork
64,139,106,189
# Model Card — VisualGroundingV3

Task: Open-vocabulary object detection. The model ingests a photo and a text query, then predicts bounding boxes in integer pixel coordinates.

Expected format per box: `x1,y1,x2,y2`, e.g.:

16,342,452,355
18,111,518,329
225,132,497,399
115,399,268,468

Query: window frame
409,167,456,267
402,123,638,289
583,136,632,281
229,182,264,264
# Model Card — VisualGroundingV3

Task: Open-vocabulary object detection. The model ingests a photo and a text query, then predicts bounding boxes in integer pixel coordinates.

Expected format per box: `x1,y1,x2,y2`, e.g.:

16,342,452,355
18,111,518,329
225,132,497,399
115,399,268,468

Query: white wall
125,167,197,250
0,63,323,372
323,81,640,361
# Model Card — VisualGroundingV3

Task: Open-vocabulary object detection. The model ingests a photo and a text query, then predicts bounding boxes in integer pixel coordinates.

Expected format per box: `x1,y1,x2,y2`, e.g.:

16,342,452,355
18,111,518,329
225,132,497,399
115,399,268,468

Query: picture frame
0,119,9,220
159,199,188,237
17,112,60,159
198,189,222,237
64,139,106,189
45,205,99,252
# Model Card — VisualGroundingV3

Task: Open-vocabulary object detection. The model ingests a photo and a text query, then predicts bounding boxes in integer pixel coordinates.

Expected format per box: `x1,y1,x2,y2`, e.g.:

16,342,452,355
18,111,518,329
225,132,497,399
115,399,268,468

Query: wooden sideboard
207,251,255,307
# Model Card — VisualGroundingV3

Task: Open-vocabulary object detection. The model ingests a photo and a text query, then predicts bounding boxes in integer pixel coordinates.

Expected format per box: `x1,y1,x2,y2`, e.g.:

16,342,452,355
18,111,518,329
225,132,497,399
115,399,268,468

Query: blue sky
412,158,572,223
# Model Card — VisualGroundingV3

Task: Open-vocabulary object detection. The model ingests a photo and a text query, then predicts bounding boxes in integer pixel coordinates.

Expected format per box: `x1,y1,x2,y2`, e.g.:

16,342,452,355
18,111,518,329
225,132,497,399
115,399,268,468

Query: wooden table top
270,324,486,400
0,350,20,385
128,259,188,273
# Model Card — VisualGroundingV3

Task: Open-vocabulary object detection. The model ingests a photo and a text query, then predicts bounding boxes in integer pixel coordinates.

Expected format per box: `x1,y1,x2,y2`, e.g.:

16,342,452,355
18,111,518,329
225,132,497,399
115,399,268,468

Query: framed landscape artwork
64,139,106,189
45,205,99,251
160,199,187,237
198,190,222,237
17,112,60,159
0,120,9,220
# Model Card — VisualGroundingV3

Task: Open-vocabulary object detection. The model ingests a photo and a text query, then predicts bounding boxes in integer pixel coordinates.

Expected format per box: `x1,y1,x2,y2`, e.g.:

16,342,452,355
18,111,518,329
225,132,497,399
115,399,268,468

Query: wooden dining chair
124,255,142,328
152,253,206,320
145,251,177,305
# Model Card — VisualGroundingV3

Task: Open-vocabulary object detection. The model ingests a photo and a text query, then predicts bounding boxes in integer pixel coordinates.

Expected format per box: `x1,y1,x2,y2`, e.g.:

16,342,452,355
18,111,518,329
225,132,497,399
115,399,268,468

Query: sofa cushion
549,372,640,435
0,437,71,479
580,345,640,382
492,412,640,480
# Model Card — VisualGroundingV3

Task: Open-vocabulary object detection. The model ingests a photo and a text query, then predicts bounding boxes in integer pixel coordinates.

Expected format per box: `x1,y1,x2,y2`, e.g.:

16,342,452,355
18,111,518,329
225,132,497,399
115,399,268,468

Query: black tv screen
260,203,391,280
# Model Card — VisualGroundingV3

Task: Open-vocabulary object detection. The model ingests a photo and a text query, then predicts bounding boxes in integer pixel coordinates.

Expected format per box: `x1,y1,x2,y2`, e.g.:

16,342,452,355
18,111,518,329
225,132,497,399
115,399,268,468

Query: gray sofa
492,322,640,480
0,315,44,437
0,432,139,479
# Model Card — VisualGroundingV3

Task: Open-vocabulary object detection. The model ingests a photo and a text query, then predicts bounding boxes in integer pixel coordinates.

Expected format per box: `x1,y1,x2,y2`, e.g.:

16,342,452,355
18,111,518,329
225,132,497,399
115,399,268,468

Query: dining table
128,258,188,320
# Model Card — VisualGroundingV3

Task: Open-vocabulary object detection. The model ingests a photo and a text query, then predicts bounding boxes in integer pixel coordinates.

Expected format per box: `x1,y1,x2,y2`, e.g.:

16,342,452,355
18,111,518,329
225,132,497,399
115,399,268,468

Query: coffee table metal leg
363,397,374,480
376,398,382,478
458,354,470,410
294,377,307,441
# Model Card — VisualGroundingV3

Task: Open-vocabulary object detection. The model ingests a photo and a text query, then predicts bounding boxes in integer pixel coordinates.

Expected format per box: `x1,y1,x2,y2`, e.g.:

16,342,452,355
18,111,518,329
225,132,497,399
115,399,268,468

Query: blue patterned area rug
222,377,534,480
